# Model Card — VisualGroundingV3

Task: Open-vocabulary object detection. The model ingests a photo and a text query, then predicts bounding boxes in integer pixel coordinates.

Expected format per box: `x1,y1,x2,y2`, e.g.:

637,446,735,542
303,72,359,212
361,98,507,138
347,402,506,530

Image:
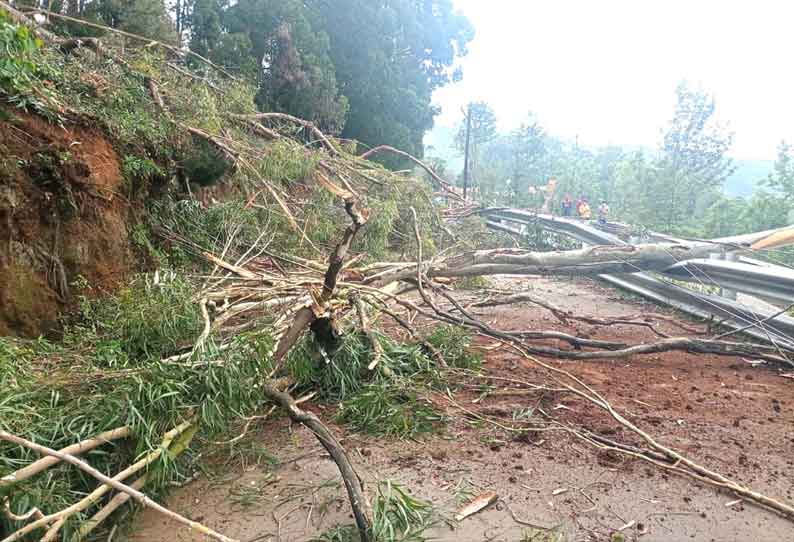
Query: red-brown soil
0,109,133,336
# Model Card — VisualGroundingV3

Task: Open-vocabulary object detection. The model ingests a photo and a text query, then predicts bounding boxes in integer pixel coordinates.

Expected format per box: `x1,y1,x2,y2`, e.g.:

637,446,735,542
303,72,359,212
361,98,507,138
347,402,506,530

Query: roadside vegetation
0,7,503,539
2,3,794,542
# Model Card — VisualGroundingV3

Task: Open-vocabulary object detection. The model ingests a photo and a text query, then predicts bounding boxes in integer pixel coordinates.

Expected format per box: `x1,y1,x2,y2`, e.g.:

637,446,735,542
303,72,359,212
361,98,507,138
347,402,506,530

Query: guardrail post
709,252,737,300
723,252,738,300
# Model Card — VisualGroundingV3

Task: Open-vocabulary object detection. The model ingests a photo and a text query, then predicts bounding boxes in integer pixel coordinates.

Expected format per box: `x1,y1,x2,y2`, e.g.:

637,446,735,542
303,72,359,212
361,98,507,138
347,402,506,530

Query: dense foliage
28,0,473,156
0,10,53,110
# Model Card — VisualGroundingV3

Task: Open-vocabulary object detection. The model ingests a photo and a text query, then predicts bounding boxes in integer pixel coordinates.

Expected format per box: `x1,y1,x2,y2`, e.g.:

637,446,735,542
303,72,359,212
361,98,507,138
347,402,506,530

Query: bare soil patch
0,109,133,336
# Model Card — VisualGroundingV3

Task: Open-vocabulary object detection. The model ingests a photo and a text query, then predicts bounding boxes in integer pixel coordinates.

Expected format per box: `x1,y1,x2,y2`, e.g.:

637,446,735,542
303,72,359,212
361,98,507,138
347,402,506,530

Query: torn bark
273,189,368,362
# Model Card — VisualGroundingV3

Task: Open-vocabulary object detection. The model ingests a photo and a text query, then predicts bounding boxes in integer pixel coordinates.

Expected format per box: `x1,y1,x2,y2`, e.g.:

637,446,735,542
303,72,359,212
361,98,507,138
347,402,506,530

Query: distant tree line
439,82,794,240
20,0,474,159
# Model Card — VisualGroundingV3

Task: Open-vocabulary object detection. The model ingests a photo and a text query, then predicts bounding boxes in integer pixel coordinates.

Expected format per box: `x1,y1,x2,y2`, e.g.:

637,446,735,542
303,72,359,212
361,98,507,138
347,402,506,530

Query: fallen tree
3,8,794,540
364,239,778,286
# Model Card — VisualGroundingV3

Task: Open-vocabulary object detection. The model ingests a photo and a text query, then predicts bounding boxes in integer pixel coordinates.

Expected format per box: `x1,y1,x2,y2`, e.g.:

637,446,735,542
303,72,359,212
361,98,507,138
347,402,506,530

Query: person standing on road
561,194,573,217
598,200,610,224
577,197,592,220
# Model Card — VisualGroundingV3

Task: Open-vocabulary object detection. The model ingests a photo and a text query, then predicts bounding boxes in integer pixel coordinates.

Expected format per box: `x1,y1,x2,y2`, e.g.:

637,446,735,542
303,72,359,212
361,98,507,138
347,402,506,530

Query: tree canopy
35,0,473,150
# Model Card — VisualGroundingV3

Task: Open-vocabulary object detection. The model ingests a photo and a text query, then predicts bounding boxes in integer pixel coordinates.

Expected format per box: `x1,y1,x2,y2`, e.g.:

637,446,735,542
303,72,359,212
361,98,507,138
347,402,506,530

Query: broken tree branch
272,171,369,362
260,381,372,541
21,8,238,80
232,112,339,156
358,145,463,201
362,297,447,367
470,292,670,338
0,427,236,542
367,240,760,287
0,426,131,489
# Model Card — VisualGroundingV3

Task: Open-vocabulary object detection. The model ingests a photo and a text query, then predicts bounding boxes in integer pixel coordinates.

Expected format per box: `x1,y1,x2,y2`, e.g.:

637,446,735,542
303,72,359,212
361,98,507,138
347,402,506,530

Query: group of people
561,194,609,224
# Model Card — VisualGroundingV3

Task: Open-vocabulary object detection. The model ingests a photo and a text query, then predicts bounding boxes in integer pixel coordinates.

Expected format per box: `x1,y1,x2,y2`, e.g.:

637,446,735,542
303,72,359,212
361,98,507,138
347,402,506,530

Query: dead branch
470,292,671,338
358,145,463,201
202,251,259,279
0,426,236,542
186,126,239,163
461,343,794,520
0,426,130,488
260,381,372,541
363,297,447,367
232,112,339,156
231,116,281,140
383,275,791,365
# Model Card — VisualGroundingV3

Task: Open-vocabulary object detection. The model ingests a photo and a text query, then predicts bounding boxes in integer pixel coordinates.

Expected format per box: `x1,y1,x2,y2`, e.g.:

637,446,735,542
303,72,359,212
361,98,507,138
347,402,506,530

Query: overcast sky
431,0,794,160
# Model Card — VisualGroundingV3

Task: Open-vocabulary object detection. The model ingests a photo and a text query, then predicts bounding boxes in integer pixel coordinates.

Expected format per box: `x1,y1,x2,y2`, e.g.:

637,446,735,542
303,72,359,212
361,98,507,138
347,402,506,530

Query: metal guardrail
481,209,794,348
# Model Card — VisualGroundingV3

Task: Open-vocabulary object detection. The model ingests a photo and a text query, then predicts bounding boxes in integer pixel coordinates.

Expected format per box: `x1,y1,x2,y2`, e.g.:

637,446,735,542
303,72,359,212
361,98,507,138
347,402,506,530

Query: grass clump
427,325,482,370
312,481,434,542
288,325,482,439
371,481,434,542
336,381,441,438
288,332,445,438
521,527,569,542
73,272,200,362
259,139,320,185
152,198,271,266
0,267,276,537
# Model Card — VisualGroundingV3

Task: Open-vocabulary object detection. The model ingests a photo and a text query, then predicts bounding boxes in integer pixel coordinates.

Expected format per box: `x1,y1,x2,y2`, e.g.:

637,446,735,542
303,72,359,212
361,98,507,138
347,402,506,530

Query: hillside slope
0,109,134,336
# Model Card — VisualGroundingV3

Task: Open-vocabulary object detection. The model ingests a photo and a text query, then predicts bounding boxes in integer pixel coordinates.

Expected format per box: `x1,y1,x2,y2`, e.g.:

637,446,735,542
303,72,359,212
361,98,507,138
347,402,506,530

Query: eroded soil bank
128,276,794,542
0,110,133,336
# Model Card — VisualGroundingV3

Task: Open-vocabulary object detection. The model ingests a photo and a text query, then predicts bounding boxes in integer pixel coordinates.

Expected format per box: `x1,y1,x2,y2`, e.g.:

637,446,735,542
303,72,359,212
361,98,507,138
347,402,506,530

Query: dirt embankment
0,109,133,336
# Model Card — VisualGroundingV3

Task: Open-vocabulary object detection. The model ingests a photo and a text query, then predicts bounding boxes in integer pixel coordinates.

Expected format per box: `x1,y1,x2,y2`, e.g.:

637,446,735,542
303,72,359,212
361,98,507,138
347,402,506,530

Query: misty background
426,0,794,197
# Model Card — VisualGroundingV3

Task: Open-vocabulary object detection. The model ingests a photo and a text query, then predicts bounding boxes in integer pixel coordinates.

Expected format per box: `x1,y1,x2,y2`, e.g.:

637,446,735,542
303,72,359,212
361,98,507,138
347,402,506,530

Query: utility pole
462,104,472,200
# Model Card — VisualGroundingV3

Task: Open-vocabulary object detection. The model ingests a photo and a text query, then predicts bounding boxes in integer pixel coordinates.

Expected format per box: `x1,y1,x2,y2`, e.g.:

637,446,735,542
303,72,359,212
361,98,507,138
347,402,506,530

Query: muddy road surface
128,276,794,542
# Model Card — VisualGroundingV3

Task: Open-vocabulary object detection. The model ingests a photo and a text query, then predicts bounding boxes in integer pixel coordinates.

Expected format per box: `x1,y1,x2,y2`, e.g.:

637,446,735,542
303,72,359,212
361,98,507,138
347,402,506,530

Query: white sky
432,0,794,160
